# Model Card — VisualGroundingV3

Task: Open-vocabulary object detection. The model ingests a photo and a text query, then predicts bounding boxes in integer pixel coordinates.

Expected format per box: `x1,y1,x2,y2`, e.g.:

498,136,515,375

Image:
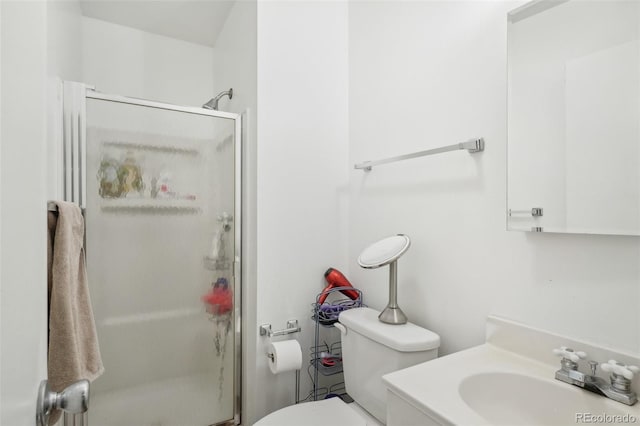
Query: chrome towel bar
509,207,544,217
354,137,484,171
48,201,86,216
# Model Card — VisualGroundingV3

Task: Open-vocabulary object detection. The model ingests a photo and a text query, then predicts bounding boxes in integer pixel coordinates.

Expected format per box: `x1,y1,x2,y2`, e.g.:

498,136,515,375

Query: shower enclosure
59,82,242,426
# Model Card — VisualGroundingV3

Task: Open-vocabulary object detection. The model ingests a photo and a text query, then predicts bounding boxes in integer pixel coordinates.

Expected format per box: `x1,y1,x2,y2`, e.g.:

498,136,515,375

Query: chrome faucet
553,346,639,405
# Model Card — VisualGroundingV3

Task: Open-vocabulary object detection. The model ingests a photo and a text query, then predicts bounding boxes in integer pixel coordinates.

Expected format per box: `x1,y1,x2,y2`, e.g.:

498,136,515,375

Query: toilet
254,307,440,425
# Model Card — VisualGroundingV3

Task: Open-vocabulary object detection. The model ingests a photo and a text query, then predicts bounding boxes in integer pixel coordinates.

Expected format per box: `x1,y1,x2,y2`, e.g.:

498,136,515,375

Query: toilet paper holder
259,319,301,338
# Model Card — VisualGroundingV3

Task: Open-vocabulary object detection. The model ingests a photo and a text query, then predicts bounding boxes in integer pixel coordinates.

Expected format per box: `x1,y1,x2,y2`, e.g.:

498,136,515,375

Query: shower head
203,88,233,110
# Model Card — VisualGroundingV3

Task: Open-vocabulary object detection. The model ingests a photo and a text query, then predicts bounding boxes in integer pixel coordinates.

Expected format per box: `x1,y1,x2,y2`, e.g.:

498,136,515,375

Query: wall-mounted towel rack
508,207,544,217
354,138,484,171
48,201,86,216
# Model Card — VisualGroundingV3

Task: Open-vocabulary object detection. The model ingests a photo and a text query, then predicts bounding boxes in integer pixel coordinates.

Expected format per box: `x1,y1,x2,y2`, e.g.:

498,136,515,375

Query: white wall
47,0,82,82
212,1,257,117
210,2,259,424
0,1,49,424
348,1,640,357
253,1,349,423
46,0,82,201
82,16,214,106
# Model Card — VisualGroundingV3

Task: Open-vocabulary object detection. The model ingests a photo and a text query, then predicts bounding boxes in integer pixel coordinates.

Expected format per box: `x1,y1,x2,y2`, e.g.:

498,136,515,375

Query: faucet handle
553,346,587,363
600,360,640,380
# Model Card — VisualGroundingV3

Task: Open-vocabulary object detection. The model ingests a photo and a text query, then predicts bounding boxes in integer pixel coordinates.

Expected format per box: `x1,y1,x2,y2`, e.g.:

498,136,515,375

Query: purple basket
315,299,360,325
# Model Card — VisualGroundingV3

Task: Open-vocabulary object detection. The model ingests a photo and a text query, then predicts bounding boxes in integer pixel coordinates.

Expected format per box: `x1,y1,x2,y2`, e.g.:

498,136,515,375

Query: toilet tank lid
338,307,440,352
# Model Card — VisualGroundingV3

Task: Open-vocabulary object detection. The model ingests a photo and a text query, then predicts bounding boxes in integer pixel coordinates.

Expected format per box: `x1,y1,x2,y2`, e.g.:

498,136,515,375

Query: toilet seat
254,397,368,426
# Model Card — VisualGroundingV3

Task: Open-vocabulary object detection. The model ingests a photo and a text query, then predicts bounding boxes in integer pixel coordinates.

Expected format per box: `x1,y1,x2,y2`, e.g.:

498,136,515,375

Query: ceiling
79,0,236,47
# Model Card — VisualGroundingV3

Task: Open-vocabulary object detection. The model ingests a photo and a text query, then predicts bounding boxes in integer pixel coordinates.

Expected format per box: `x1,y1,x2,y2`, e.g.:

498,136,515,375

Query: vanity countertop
382,316,640,425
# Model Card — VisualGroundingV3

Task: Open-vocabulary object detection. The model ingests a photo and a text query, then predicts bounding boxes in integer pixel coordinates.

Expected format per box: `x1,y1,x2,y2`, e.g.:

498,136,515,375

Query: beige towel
47,201,104,425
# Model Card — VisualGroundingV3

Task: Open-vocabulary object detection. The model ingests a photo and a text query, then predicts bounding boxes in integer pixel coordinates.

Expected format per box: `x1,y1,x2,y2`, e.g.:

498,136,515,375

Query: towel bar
48,201,86,215
508,207,543,217
354,138,484,171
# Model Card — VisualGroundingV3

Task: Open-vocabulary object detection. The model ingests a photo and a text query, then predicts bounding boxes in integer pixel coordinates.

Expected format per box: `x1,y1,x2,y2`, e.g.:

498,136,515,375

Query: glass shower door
82,96,239,426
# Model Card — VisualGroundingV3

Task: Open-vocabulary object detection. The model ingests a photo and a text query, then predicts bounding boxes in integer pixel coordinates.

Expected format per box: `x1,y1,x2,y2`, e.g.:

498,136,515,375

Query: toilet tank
337,307,440,423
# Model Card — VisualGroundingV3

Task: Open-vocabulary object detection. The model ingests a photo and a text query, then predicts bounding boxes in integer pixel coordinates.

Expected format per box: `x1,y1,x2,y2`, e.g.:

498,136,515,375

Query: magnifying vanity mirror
358,234,411,325
507,0,640,236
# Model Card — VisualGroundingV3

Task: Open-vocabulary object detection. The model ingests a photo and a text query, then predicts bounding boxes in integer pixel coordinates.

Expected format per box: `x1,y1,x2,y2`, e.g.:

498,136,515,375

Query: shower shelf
310,341,343,376
300,382,353,404
100,198,201,212
203,257,232,271
311,359,343,376
102,140,200,156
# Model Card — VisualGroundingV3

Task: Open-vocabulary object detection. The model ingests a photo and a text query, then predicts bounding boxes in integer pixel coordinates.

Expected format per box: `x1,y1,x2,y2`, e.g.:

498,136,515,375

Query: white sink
459,372,631,425
382,316,640,426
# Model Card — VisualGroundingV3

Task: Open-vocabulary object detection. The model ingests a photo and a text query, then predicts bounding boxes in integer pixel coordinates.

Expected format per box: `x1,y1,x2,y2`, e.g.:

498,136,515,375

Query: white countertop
383,344,550,425
382,316,640,426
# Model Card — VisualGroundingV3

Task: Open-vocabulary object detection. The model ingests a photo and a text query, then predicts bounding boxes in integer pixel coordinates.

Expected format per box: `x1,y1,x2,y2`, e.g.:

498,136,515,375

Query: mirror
358,234,412,325
358,234,411,268
507,0,640,236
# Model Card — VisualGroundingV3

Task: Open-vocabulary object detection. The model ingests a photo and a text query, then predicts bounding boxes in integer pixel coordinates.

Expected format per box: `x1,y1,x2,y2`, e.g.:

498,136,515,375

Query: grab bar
354,138,484,171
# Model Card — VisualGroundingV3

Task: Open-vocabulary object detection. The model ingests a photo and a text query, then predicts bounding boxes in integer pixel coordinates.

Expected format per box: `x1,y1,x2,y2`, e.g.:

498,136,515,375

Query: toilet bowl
254,308,440,425
254,397,379,426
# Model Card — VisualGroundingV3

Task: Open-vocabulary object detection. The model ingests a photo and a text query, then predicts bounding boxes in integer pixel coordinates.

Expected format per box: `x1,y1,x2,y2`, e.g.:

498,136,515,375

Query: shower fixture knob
552,346,587,363
601,360,640,380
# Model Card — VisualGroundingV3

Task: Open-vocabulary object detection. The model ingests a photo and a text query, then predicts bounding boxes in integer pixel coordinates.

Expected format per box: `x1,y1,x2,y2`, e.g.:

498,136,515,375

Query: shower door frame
61,82,243,426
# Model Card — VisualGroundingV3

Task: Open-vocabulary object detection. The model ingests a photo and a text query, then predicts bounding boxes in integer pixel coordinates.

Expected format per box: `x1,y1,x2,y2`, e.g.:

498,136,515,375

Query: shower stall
58,82,242,426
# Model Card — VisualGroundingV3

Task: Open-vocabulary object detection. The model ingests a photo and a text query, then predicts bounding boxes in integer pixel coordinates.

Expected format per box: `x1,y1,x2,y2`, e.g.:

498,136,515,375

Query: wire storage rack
303,286,364,402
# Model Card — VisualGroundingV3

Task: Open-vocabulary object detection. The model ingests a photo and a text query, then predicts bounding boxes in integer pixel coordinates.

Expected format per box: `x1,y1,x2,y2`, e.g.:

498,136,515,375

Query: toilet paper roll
267,340,302,374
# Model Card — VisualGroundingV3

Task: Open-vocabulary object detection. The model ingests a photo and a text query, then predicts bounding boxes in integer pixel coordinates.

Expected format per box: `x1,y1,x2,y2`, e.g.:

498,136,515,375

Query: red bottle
202,278,233,315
